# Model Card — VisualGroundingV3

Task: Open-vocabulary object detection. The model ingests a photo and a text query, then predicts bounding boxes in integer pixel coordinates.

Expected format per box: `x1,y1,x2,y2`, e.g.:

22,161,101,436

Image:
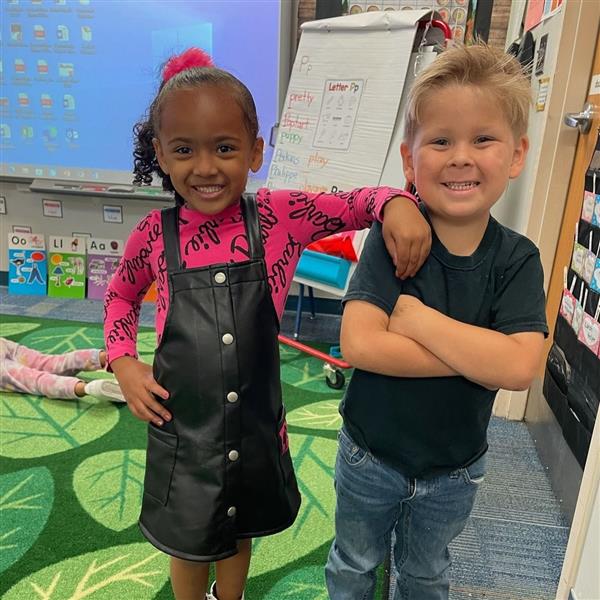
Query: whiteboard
267,9,437,192
267,10,442,297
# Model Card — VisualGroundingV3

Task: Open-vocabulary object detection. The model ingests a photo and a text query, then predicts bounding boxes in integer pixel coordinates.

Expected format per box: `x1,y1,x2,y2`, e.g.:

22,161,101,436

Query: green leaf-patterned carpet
0,317,347,600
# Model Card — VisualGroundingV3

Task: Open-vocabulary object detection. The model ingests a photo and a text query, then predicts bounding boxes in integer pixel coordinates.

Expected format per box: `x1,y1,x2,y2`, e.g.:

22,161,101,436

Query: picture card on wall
86,237,123,300
7,232,47,296
47,236,87,299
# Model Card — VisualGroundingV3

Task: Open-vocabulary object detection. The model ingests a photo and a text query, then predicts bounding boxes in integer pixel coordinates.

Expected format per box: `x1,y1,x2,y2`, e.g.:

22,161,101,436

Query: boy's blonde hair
404,43,531,142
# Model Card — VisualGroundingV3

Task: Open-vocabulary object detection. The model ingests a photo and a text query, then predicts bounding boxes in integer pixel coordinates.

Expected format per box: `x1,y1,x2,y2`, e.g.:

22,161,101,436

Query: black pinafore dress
139,196,301,562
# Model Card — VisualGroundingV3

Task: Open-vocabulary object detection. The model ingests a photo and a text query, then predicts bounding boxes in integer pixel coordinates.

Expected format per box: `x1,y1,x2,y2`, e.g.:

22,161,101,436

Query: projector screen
1,0,291,186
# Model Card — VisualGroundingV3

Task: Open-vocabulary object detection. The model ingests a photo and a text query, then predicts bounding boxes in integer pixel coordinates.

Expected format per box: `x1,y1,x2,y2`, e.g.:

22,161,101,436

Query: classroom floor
0,287,570,600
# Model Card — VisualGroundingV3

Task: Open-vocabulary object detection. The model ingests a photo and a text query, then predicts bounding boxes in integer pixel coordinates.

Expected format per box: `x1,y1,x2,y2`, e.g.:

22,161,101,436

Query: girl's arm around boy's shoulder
259,187,431,279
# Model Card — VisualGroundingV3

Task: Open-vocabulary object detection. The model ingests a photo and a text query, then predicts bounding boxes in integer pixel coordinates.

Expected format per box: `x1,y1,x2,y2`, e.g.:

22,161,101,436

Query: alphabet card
47,236,87,298
7,232,47,295
86,237,123,300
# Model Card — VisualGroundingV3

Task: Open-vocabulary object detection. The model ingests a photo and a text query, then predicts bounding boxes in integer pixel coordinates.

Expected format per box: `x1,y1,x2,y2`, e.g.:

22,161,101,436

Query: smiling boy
325,44,549,600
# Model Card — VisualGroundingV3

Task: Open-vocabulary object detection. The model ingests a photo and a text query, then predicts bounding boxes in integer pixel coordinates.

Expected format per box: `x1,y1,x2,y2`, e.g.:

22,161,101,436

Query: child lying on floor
0,337,125,402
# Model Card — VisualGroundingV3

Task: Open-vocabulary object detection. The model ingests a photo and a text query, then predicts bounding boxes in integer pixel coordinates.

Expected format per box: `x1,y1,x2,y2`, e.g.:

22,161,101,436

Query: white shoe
84,379,126,403
206,582,218,600
207,582,245,600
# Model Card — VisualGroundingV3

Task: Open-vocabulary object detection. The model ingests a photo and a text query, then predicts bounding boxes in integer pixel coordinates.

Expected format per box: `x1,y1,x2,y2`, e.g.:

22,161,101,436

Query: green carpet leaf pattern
250,433,337,577
19,326,105,355
73,450,146,532
0,394,119,459
0,318,347,599
136,331,157,357
263,566,328,599
2,543,169,600
287,400,342,431
0,467,54,575
281,356,336,393
0,322,40,338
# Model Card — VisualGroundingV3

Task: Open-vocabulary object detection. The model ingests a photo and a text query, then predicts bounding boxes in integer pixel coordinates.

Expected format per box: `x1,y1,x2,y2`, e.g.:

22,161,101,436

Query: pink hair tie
162,48,214,83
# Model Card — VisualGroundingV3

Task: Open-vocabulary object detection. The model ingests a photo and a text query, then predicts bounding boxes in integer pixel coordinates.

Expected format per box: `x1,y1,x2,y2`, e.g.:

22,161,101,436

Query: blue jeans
325,427,486,600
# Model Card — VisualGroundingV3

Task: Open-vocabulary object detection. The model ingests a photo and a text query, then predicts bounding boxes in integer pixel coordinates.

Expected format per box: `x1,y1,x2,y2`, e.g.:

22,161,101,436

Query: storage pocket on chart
144,425,178,505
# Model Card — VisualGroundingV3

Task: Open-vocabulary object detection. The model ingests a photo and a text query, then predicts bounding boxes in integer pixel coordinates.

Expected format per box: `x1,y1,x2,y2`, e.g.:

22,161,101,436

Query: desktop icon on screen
33,25,46,40
66,128,79,141
10,24,22,42
63,94,75,110
21,126,34,139
0,98,9,108
57,25,69,42
41,94,53,108
58,63,74,78
14,59,25,73
43,127,58,143
1,124,12,139
17,92,29,107
37,59,49,74
81,26,92,42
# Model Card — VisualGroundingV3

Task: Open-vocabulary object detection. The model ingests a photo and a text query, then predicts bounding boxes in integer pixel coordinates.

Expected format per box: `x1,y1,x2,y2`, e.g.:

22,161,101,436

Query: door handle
564,103,595,134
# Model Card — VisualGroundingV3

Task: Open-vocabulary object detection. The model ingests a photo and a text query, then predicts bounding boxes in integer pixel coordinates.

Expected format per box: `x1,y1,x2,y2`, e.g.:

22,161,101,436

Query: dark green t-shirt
341,214,548,478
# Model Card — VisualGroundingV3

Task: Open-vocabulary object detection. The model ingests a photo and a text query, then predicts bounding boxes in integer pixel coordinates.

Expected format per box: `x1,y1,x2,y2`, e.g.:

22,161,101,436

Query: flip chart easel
267,10,445,298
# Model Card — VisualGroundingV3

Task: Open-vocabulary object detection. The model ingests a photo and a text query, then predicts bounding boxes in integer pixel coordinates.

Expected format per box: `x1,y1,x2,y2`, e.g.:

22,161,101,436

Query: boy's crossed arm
341,300,457,379
342,296,545,391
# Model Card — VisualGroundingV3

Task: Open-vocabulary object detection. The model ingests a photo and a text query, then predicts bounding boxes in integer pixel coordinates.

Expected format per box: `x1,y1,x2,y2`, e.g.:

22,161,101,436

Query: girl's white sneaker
83,379,126,403
207,582,244,600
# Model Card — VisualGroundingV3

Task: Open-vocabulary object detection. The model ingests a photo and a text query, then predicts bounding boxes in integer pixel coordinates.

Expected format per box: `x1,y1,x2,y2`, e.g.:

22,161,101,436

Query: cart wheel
325,368,345,390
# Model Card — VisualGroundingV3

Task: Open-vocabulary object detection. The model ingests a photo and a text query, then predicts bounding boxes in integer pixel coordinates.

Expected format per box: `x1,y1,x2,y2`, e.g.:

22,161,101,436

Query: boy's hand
382,195,431,279
110,356,171,426
388,294,425,337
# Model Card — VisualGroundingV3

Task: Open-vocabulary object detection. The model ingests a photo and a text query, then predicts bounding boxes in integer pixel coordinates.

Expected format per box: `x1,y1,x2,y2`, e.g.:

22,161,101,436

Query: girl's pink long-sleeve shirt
104,187,409,365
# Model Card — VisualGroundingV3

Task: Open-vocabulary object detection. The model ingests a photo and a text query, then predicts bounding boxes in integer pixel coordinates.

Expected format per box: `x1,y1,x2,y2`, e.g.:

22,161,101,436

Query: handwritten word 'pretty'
288,90,315,109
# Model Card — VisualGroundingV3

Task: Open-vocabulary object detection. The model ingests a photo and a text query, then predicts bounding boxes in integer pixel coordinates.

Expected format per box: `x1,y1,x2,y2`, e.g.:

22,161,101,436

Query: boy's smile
153,86,263,215
401,84,528,231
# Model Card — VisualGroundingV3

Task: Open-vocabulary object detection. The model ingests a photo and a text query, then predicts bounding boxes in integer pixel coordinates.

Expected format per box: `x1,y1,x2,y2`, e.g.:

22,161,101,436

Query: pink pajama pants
0,337,102,399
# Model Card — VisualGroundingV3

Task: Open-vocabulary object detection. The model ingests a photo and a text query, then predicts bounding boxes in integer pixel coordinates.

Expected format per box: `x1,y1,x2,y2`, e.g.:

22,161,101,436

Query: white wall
492,6,566,234
0,181,171,273
572,481,600,600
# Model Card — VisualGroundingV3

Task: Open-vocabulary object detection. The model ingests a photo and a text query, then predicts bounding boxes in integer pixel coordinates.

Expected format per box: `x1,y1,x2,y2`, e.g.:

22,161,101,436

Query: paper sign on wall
7,232,47,296
86,237,123,300
47,236,87,299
